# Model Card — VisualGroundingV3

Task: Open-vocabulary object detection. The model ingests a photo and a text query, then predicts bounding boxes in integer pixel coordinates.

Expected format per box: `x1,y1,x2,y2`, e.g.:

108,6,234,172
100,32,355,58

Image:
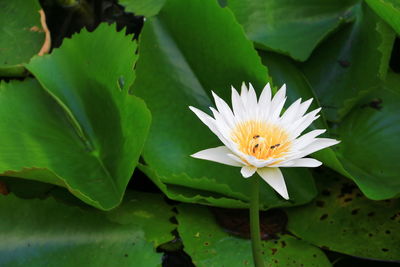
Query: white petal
231,86,245,121
210,107,232,137
245,155,280,168
292,129,326,150
271,97,287,121
258,83,272,120
240,82,248,103
299,138,340,157
257,167,289,200
189,106,233,149
298,98,313,117
227,153,247,166
275,158,322,168
279,98,302,124
189,106,216,130
247,83,258,116
211,91,235,128
240,165,257,178
271,84,286,108
248,83,258,103
270,84,287,120
191,146,242,167
290,108,321,138
259,83,272,106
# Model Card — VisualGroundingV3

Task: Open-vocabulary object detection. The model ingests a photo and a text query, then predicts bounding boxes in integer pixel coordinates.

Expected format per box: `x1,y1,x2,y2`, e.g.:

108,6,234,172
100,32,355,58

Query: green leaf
259,51,350,180
286,172,400,261
176,204,331,266
133,0,317,209
139,164,249,209
106,191,176,247
301,3,395,122
75,190,175,247
119,0,166,17
0,0,45,76
0,24,151,210
260,51,400,200
0,191,174,266
259,51,326,129
335,72,400,200
366,0,400,35
228,0,358,61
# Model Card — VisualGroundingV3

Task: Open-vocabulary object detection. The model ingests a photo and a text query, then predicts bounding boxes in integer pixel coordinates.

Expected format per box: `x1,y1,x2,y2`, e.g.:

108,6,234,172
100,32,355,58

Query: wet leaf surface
286,169,400,261
0,191,175,266
228,0,358,61
0,0,45,76
301,3,395,121
0,24,151,210
366,0,400,35
177,204,330,266
335,72,400,199
211,207,287,240
134,0,318,209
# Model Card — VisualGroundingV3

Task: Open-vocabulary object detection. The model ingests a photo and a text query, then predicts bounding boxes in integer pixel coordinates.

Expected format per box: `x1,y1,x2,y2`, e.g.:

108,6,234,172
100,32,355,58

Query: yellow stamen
231,120,291,160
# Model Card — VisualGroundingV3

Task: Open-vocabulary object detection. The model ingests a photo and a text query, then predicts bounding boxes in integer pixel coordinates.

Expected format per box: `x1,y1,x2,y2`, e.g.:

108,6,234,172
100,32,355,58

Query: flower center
231,120,291,160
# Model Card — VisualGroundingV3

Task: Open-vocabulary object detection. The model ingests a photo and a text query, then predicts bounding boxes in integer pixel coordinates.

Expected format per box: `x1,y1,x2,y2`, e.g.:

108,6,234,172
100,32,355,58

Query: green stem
250,176,265,267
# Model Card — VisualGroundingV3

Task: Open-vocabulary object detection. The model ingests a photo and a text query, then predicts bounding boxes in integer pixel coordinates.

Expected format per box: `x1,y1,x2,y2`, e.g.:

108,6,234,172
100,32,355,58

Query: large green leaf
119,0,166,17
261,51,400,199
176,204,331,266
366,0,400,35
259,52,326,129
301,3,395,122
259,52,352,181
0,191,174,266
286,172,400,261
139,164,249,209
260,50,400,199
0,24,151,210
0,0,45,76
133,0,317,209
334,72,400,199
228,0,358,61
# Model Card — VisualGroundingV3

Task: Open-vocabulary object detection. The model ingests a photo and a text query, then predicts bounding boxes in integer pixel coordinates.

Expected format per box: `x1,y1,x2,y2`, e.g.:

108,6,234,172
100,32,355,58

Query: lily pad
176,204,331,266
228,0,358,61
366,0,400,35
0,191,174,266
0,24,151,210
261,51,400,200
286,171,400,261
259,52,352,181
0,0,46,76
301,3,395,122
335,72,400,200
133,0,318,209
119,0,166,17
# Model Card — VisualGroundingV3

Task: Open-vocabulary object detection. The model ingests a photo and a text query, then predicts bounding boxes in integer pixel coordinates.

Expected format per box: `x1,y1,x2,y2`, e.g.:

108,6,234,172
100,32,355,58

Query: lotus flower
189,83,339,200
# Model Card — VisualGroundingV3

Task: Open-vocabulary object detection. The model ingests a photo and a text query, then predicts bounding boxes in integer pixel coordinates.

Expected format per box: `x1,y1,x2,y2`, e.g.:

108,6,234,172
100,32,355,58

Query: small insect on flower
189,82,339,200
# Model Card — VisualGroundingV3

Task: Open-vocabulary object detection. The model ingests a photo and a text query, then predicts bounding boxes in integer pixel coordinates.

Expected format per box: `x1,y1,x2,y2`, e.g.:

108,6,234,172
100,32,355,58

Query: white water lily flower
189,82,339,200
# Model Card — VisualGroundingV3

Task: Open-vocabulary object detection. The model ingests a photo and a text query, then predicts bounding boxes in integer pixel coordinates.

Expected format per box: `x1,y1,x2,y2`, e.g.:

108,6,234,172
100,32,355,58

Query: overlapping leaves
366,0,400,35
228,0,359,61
0,24,151,210
0,0,45,76
286,173,400,260
133,0,318,209
253,6,399,200
176,204,331,266
335,73,400,199
0,192,174,266
301,3,395,122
